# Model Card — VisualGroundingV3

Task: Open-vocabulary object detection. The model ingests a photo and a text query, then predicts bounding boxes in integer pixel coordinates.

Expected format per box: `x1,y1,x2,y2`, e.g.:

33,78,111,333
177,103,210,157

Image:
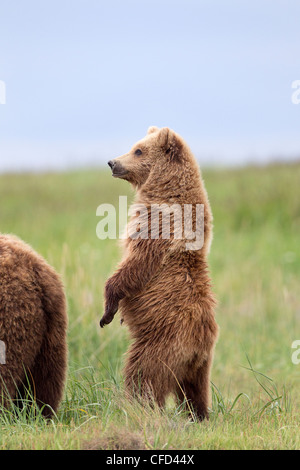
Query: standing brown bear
0,234,68,417
100,126,219,421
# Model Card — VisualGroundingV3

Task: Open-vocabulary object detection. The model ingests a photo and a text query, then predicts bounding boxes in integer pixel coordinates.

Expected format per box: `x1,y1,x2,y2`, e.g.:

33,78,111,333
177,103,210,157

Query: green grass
0,162,299,449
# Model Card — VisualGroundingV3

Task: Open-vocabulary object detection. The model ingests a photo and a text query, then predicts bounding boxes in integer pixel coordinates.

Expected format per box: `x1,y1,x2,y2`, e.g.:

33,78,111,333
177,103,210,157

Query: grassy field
0,162,299,450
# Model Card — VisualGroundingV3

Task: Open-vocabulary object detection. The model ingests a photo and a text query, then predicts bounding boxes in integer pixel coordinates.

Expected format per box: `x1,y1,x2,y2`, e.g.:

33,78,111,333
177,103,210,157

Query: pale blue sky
0,0,299,171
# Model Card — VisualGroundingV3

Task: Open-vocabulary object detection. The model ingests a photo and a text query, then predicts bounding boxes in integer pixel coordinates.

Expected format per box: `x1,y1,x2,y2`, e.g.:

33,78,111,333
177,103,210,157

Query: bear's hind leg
176,354,213,421
28,334,67,418
30,268,68,418
124,345,170,409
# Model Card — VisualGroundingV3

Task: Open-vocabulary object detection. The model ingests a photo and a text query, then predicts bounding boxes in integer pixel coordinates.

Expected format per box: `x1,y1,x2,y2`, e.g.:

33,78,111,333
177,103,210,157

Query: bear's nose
108,160,115,170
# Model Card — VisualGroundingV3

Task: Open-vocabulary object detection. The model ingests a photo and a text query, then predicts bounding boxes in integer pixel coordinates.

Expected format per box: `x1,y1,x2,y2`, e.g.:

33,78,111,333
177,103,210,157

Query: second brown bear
0,234,68,417
100,127,219,421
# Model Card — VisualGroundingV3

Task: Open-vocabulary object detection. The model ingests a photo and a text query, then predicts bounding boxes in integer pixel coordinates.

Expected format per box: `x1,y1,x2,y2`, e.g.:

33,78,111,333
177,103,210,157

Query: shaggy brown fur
100,127,219,420
0,234,68,417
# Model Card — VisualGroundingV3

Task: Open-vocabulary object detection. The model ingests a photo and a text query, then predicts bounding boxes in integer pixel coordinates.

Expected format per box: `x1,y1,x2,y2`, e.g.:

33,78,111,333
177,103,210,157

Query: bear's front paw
100,311,114,328
100,298,119,328
100,278,122,328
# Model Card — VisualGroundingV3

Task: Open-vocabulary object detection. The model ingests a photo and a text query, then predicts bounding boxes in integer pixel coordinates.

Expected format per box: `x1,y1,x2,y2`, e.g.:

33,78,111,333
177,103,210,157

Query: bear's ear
160,128,183,162
157,127,170,148
147,126,159,135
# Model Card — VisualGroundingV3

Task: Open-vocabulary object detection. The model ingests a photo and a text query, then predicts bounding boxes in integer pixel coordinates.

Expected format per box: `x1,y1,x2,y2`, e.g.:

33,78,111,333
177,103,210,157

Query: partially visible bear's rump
0,234,68,417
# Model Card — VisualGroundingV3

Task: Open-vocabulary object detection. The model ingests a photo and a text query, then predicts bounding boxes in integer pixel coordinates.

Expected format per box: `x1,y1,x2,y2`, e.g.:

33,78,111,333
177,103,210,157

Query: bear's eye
134,149,142,156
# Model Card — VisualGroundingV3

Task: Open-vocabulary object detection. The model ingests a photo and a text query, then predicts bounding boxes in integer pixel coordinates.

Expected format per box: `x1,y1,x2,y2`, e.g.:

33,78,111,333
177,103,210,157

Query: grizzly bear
100,127,219,421
0,234,68,417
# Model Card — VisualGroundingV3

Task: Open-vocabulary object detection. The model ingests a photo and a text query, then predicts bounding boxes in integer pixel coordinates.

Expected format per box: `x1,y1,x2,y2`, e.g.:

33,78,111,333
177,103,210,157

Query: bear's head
108,126,186,188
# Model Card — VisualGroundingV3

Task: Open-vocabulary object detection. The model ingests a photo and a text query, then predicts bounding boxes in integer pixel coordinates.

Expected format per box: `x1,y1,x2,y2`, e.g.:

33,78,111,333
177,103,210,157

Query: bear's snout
108,159,128,178
108,160,116,170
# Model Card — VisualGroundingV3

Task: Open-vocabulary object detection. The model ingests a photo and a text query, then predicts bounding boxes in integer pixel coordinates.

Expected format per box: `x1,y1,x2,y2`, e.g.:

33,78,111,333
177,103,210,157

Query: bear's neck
137,160,206,206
